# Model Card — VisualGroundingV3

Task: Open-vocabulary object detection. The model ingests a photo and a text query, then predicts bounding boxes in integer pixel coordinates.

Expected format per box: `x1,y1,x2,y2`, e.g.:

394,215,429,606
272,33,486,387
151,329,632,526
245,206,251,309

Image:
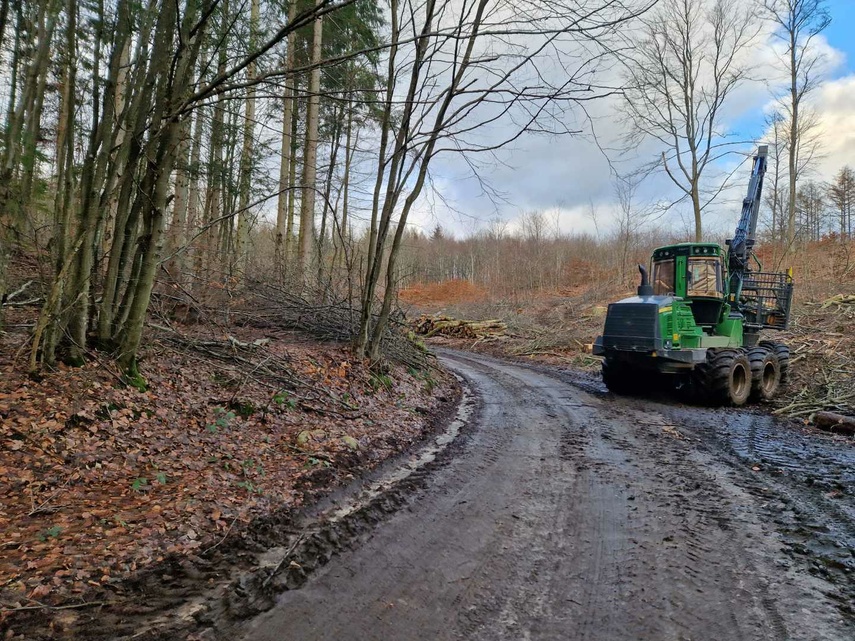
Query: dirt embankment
0,312,458,639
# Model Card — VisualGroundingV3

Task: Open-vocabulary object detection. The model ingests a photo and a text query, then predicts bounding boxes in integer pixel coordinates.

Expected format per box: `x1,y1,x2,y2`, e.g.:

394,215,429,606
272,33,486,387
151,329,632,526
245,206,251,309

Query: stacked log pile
413,315,507,340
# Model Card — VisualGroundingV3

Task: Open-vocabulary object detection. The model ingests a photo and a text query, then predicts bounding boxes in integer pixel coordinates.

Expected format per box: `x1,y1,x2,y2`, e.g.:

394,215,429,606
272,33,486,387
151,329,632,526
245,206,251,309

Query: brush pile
774,292,855,424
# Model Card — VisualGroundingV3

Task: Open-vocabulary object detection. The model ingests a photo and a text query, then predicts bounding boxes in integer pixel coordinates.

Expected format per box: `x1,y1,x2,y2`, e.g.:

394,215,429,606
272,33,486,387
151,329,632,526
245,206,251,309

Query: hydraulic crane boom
727,145,768,300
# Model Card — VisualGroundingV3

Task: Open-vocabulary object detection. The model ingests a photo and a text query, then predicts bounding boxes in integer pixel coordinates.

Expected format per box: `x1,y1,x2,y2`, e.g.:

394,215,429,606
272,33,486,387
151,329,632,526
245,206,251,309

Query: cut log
413,314,507,339
820,294,855,309
813,411,855,436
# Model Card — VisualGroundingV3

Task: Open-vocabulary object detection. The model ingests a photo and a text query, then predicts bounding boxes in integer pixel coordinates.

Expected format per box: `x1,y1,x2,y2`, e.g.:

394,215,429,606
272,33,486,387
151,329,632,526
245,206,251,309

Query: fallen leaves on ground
0,322,453,615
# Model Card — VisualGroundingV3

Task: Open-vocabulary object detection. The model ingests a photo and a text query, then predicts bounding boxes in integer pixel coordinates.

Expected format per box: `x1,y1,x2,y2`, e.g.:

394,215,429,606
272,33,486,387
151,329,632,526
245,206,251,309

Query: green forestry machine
593,146,794,405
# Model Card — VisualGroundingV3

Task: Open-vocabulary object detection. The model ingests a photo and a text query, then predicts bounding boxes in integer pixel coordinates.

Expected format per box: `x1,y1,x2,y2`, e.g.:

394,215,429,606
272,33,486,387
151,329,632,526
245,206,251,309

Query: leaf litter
0,321,455,633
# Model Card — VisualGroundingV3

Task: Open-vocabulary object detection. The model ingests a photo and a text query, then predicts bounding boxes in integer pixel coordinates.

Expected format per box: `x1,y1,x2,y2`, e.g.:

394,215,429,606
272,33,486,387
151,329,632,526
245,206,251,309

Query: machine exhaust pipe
637,264,654,297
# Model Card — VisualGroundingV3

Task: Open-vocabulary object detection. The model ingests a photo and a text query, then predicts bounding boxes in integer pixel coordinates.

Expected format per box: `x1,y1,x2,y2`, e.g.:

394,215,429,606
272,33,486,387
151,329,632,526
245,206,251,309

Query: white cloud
811,74,855,177
397,3,854,241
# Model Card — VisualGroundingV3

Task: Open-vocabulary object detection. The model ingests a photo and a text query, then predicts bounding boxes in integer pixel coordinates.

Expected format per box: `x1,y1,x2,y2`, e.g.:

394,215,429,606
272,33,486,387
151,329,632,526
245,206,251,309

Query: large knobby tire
602,359,634,395
760,340,790,385
747,346,781,402
694,348,752,406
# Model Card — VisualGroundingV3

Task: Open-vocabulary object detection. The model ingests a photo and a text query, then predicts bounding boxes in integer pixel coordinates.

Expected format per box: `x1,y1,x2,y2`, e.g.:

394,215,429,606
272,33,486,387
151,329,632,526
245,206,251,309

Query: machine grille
602,303,659,351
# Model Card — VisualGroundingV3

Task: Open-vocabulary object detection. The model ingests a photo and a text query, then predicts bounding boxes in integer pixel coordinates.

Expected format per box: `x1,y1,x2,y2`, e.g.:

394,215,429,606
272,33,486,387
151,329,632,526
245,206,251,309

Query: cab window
687,257,723,298
652,259,674,295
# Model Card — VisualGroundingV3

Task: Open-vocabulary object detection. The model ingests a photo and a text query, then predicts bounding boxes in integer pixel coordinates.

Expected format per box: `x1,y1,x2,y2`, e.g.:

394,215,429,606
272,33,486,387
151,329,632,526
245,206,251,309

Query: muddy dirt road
239,350,855,641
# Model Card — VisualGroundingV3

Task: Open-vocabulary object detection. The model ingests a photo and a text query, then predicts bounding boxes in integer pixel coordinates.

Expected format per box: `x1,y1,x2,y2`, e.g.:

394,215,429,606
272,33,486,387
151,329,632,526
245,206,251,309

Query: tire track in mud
649,403,855,612
237,350,851,641
553,367,855,629
524,367,784,641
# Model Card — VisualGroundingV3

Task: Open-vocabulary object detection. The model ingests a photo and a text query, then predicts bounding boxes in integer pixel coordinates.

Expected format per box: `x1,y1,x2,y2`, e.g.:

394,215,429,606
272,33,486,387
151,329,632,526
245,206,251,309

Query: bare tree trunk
786,32,798,248
275,0,298,277
318,105,343,283
198,2,229,293
365,0,444,358
186,99,204,233
333,103,354,265
355,0,400,355
20,10,56,202
42,0,77,358
68,0,136,359
4,0,22,133
52,0,77,273
166,116,193,281
691,181,702,242
367,0,490,360
235,0,259,276
0,0,59,304
2,0,58,182
1,0,22,322
0,0,10,55
766,113,785,246
219,103,240,266
764,0,830,250
32,0,132,365
284,78,300,264
297,0,323,282
117,0,207,376
97,11,158,348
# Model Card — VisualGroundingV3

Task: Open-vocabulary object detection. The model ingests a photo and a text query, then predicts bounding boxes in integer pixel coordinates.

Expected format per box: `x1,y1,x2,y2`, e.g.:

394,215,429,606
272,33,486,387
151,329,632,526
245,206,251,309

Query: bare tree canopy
763,0,832,249
0,0,656,377
354,0,657,359
619,0,760,242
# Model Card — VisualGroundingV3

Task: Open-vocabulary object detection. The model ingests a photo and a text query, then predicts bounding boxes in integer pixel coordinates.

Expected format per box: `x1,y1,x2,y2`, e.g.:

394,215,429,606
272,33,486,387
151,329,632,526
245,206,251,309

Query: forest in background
0,0,852,384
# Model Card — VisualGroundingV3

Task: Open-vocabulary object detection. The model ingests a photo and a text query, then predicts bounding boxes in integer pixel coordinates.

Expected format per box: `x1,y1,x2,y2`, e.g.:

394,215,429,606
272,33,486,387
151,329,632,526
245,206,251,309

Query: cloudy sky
408,0,855,240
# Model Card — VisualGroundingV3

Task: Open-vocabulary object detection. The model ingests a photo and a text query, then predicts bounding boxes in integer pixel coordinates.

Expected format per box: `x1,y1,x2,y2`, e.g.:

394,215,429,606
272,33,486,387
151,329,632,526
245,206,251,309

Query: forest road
238,349,855,641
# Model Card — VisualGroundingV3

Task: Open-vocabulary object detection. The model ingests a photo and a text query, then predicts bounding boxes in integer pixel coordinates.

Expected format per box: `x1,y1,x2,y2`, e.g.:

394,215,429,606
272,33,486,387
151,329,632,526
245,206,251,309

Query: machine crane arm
727,146,768,298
